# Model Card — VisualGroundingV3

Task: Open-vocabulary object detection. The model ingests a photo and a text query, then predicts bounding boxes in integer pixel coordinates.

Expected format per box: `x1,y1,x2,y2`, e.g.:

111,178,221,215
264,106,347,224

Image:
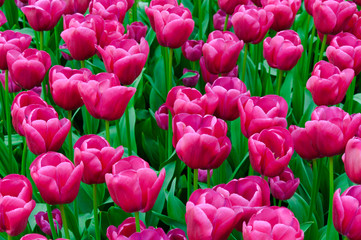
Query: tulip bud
167,229,187,240
269,167,300,200
198,169,212,183
127,21,148,43
35,209,62,236
213,9,232,30
0,10,6,27
106,217,146,239
181,40,204,62
155,104,169,130
182,69,199,87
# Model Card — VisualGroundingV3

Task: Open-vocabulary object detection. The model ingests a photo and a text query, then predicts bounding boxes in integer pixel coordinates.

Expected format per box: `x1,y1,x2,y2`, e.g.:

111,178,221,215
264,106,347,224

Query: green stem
198,0,202,39
132,0,138,22
39,31,44,50
278,200,282,207
276,69,284,95
241,43,248,82
125,106,132,155
115,119,121,145
68,111,73,161
326,156,334,239
167,48,173,158
345,76,356,113
59,204,70,239
223,14,229,31
93,184,100,240
135,212,140,232
306,25,316,78
194,169,198,191
7,235,12,240
86,108,91,134
308,159,319,221
187,167,192,199
192,61,196,72
319,34,327,62
21,137,27,176
105,120,110,144
207,169,211,188
80,60,85,69
208,0,213,33
4,70,13,172
46,204,58,239
248,163,254,176
54,22,60,62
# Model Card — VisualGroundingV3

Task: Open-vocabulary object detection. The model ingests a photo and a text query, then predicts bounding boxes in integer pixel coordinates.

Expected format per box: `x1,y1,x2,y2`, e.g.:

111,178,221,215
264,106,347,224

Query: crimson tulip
199,56,239,84
167,229,187,240
269,167,300,200
155,104,169,130
89,0,128,22
218,0,250,14
182,69,199,87
0,71,21,93
181,40,204,62
126,22,148,43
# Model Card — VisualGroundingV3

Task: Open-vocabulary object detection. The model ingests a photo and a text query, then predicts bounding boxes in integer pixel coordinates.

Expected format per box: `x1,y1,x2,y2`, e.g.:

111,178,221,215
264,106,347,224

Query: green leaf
166,180,186,224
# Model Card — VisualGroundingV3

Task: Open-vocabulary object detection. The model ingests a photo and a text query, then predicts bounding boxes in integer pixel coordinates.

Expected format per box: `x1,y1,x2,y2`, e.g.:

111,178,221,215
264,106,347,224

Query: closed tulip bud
61,14,104,60
200,56,239,84
181,40,204,62
269,167,300,200
262,0,301,31
99,20,126,48
0,11,6,27
232,5,274,44
106,217,146,239
105,156,165,213
198,169,212,183
0,71,21,93
205,77,250,121
243,207,304,239
74,134,124,184
238,95,288,138
30,152,84,205
263,30,303,71
155,104,169,130
167,229,187,240
290,106,361,159
213,9,232,30
186,189,237,240
306,61,354,106
97,38,149,85
35,209,62,236
145,0,180,31
172,114,231,169
218,0,250,14
342,137,361,184
78,73,136,121
202,31,244,75
182,68,199,87
127,22,148,43
7,49,51,90
333,186,361,239
22,0,66,31
313,0,356,35
89,0,128,22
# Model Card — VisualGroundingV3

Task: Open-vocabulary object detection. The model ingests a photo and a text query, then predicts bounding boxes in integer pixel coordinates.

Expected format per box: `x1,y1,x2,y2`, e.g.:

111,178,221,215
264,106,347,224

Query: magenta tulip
0,174,33,202
63,0,91,13
167,229,187,240
182,68,199,87
109,228,169,239
344,11,361,40
155,104,169,130
269,167,300,200
0,11,6,27
35,209,62,236
200,56,239,84
213,9,232,30
218,0,250,14
342,137,361,184
99,20,126,48
198,169,213,183
89,0,128,22
126,22,148,43
181,40,204,62
21,234,67,240
107,217,146,239
145,0,179,30
0,71,21,93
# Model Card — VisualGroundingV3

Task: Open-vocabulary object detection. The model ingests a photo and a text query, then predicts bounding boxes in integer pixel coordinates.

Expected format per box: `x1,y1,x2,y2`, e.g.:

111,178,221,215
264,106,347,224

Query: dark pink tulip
243,207,304,239
165,86,218,117
342,137,361,184
172,113,231,169
89,0,128,22
333,186,361,239
262,0,301,31
182,68,199,87
15,0,28,8
167,229,187,240
21,0,66,31
200,56,239,84
186,189,236,240
22,107,71,155
152,6,195,49
0,11,7,27
263,30,303,71
269,167,300,200
99,20,126,48
145,0,180,32
74,134,124,184
105,156,165,213
306,60,354,106
115,228,169,240
106,217,146,239
61,14,104,60
63,0,91,13
326,32,361,75
127,22,148,43
97,38,149,85
198,169,212,183
344,11,361,39
218,0,250,14
35,209,62,236
205,77,250,121
20,234,47,240
304,0,315,15
0,174,33,202
0,71,21,93
78,73,136,121
7,49,51,90
213,9,232,31
49,66,92,110
290,106,361,159
232,5,274,44
181,40,204,62
214,176,270,231
155,104,169,130
30,152,84,205
0,31,32,70
313,0,356,35
202,30,244,75
238,95,288,138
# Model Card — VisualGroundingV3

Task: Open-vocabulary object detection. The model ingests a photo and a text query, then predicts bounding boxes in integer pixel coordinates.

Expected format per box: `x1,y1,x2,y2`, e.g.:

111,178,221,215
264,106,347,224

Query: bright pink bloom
106,217,146,239
99,20,126,48
342,137,361,184
0,11,7,27
0,71,21,93
35,209,62,236
167,229,187,240
126,22,148,43
155,104,169,130
200,57,239,84
145,0,180,31
218,0,250,14
269,167,300,200
181,40,204,62
89,0,128,22
213,10,232,31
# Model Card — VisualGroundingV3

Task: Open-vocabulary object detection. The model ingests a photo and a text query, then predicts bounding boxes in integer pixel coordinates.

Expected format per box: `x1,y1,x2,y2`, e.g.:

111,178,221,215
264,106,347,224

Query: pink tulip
0,10,7,27
344,11,361,40
155,104,169,130
145,0,179,31
172,113,231,169
20,234,67,240
269,167,300,200
89,0,128,22
342,137,361,184
182,69,199,87
105,156,165,213
238,95,288,138
126,22,148,43
99,20,126,48
106,217,146,239
198,169,213,183
167,229,187,240
0,174,33,202
74,134,124,184
213,9,232,31
304,0,316,15
306,60,354,106
63,0,91,13
200,57,239,84
110,228,169,239
0,71,22,93
181,40,204,62
35,209,62,236
218,0,250,14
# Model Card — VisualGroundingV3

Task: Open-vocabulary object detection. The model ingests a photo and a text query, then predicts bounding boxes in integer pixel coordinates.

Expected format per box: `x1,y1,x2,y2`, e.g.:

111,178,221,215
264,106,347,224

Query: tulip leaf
334,173,355,193
166,179,186,224
151,211,187,232
179,71,197,81
106,206,132,227
300,221,313,233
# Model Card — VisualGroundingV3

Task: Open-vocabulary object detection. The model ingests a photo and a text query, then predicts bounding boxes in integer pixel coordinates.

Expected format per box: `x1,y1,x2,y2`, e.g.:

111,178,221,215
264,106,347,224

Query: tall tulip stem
167,48,173,158
39,31,44,50
306,24,316,79
187,167,192,199
132,0,138,22
223,14,229,31
7,235,11,240
21,137,28,176
194,169,198,191
276,69,284,95
308,159,319,221
68,111,73,160
207,169,211,188
105,120,110,144
93,184,100,240
241,43,248,82
80,60,85,69
135,212,140,232
46,204,58,239
125,106,132,155
4,70,13,171
326,156,334,239
198,0,202,39
59,204,70,239
319,34,327,62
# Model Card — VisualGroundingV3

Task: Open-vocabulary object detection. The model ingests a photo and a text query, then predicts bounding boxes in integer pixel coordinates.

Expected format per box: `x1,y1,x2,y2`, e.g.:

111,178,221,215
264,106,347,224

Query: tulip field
1,0,361,239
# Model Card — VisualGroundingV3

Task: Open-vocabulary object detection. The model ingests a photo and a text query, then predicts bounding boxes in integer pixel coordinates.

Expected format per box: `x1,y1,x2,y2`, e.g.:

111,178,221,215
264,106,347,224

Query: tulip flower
61,14,104,60
344,11,361,39
20,234,68,240
232,5,274,44
262,0,301,31
202,30,244,75
333,186,361,239
0,10,6,27
105,156,165,213
106,217,146,239
290,106,361,159
99,20,126,48
30,152,84,205
186,189,237,240
200,57,239,84
89,0,128,22
145,0,179,30
78,73,136,121
182,69,199,87
0,31,32,70
263,30,303,71
0,71,21,93
155,104,169,130
74,134,124,184
306,61,354,106
35,209,62,235
49,66,92,111
218,0,250,14
21,0,66,31
22,107,70,155
63,0,91,13
342,137,361,184
96,38,149,85
0,174,34,202
59,44,73,60
238,95,288,138
198,169,213,183
326,32,361,75
313,0,356,35
243,207,304,239
109,227,169,239
181,40,204,62
269,167,300,200
205,77,250,121
126,22,148,43
304,0,315,15
167,229,187,240
172,114,231,169
213,9,232,30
